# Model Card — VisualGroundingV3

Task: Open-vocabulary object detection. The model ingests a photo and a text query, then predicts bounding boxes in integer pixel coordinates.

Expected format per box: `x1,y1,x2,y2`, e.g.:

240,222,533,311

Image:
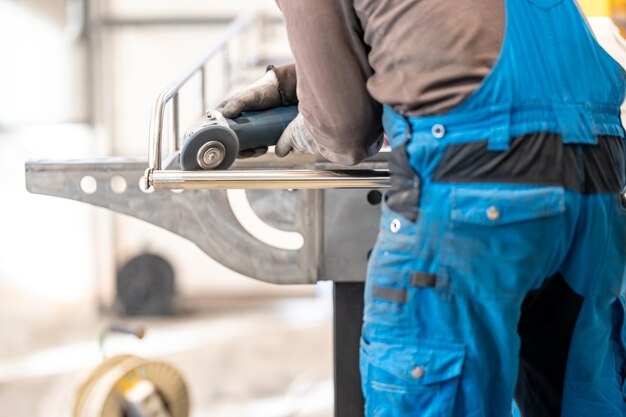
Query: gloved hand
275,113,318,157
217,70,283,159
218,70,282,118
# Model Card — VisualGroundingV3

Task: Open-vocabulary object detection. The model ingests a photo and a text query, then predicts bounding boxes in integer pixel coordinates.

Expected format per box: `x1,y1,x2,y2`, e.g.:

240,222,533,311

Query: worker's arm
276,0,383,165
270,64,298,106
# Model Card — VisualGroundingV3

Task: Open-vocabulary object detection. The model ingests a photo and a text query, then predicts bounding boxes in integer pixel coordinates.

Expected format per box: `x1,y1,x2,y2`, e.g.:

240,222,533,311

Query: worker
218,0,626,415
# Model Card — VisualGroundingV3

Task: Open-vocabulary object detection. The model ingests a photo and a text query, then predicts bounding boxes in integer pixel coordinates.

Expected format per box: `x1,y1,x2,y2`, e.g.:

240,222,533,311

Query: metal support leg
333,282,365,417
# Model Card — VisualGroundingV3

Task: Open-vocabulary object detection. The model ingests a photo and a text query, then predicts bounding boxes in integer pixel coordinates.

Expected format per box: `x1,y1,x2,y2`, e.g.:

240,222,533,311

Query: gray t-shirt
275,0,505,165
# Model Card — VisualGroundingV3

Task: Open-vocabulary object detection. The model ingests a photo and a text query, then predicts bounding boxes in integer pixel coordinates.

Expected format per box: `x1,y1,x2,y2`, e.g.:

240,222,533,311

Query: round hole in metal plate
80,176,97,194
367,190,382,206
110,175,127,194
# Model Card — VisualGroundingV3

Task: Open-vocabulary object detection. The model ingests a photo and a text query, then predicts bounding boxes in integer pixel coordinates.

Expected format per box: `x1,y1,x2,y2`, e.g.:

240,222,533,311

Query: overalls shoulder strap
387,0,626,150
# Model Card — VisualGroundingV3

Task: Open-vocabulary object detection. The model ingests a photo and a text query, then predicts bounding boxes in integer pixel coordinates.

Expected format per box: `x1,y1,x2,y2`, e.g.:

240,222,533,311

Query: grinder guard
181,106,299,171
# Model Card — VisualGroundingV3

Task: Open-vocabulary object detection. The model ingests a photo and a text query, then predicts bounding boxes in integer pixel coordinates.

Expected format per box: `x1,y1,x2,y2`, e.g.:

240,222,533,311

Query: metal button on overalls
486,206,500,221
411,366,425,379
431,124,446,139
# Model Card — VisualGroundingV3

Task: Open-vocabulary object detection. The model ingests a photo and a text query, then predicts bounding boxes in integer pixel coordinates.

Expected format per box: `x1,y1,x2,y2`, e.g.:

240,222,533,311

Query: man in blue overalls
219,0,626,415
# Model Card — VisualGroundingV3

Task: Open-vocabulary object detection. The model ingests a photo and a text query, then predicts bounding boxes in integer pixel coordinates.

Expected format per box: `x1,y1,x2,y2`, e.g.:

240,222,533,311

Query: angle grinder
180,105,299,170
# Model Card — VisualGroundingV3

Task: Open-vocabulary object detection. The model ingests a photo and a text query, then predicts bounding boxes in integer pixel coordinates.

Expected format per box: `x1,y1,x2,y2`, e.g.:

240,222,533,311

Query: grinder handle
226,106,299,151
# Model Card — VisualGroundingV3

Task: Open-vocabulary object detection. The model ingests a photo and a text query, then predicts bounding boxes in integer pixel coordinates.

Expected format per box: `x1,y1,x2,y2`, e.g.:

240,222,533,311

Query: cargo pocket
450,186,565,226
360,338,465,417
442,186,566,298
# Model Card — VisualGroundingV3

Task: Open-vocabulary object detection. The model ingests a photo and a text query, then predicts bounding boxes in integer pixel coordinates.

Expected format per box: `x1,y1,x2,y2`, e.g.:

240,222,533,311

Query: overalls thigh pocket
360,337,465,417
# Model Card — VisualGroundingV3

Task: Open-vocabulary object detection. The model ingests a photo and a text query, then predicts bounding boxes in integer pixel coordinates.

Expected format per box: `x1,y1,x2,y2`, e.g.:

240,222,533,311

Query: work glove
275,113,318,157
218,70,283,118
217,70,283,158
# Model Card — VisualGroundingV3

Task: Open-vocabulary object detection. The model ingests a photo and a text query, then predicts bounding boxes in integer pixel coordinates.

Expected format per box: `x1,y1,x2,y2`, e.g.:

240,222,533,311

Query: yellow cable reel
73,326,189,417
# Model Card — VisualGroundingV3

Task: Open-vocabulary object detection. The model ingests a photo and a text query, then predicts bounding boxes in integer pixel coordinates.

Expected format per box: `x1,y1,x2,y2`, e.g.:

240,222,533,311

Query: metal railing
146,9,262,175
143,9,390,191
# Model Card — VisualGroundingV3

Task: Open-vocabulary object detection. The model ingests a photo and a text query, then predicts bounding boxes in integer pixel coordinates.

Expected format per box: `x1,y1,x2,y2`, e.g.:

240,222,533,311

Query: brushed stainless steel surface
25,157,387,284
150,169,391,190
25,158,316,285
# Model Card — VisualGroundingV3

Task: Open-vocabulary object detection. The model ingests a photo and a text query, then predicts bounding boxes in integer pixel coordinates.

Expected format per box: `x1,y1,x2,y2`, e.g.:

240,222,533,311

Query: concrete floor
0,290,334,417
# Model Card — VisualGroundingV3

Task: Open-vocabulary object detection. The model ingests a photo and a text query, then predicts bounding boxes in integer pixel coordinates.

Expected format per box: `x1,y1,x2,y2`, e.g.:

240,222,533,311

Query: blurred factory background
1,1,626,417
0,1,331,416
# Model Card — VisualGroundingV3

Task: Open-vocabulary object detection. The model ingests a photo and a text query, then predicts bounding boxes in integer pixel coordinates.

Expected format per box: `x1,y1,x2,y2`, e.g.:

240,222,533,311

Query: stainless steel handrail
151,169,391,190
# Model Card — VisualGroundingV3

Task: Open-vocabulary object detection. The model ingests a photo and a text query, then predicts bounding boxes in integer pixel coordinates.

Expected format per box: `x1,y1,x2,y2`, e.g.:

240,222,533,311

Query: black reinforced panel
515,273,584,417
433,133,625,194
582,135,626,194
386,146,421,222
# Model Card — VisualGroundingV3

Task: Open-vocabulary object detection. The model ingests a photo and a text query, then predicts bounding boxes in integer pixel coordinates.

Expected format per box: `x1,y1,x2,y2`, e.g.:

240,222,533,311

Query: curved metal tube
147,9,261,174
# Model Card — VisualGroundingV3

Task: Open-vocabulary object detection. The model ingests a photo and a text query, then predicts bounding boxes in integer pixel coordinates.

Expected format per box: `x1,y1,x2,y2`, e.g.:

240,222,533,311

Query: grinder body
181,106,299,170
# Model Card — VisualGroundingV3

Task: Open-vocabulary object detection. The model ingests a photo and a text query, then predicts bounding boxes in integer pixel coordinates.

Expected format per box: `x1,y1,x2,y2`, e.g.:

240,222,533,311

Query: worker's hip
368,128,626,322
361,158,626,417
367,181,570,323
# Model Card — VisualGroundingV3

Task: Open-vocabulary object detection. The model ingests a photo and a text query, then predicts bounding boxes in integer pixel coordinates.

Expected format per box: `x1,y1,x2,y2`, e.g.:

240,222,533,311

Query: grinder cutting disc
180,122,239,171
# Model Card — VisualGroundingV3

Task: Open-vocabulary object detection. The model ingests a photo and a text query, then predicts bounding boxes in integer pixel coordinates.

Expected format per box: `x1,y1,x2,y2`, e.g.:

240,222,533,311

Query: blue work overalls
360,0,626,416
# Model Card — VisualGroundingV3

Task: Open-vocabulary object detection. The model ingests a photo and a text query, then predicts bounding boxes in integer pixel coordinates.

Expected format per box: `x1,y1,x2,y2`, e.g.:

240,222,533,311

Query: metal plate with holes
25,158,319,284
25,156,387,283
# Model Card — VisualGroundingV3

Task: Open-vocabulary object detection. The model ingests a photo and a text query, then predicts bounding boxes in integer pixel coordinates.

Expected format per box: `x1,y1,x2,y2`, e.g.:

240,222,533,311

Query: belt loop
553,103,598,145
487,104,512,151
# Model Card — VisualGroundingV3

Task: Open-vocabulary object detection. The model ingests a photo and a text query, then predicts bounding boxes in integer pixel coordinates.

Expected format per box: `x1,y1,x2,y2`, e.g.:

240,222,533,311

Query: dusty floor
0,291,333,417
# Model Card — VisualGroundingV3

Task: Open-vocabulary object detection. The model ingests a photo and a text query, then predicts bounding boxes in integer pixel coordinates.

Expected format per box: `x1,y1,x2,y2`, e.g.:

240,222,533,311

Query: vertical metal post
333,282,365,417
223,45,231,95
199,66,207,112
171,93,179,152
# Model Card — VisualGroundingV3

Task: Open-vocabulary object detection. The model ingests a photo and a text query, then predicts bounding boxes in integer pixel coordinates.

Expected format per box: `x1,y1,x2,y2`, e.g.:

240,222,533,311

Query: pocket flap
363,339,465,386
451,186,565,226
